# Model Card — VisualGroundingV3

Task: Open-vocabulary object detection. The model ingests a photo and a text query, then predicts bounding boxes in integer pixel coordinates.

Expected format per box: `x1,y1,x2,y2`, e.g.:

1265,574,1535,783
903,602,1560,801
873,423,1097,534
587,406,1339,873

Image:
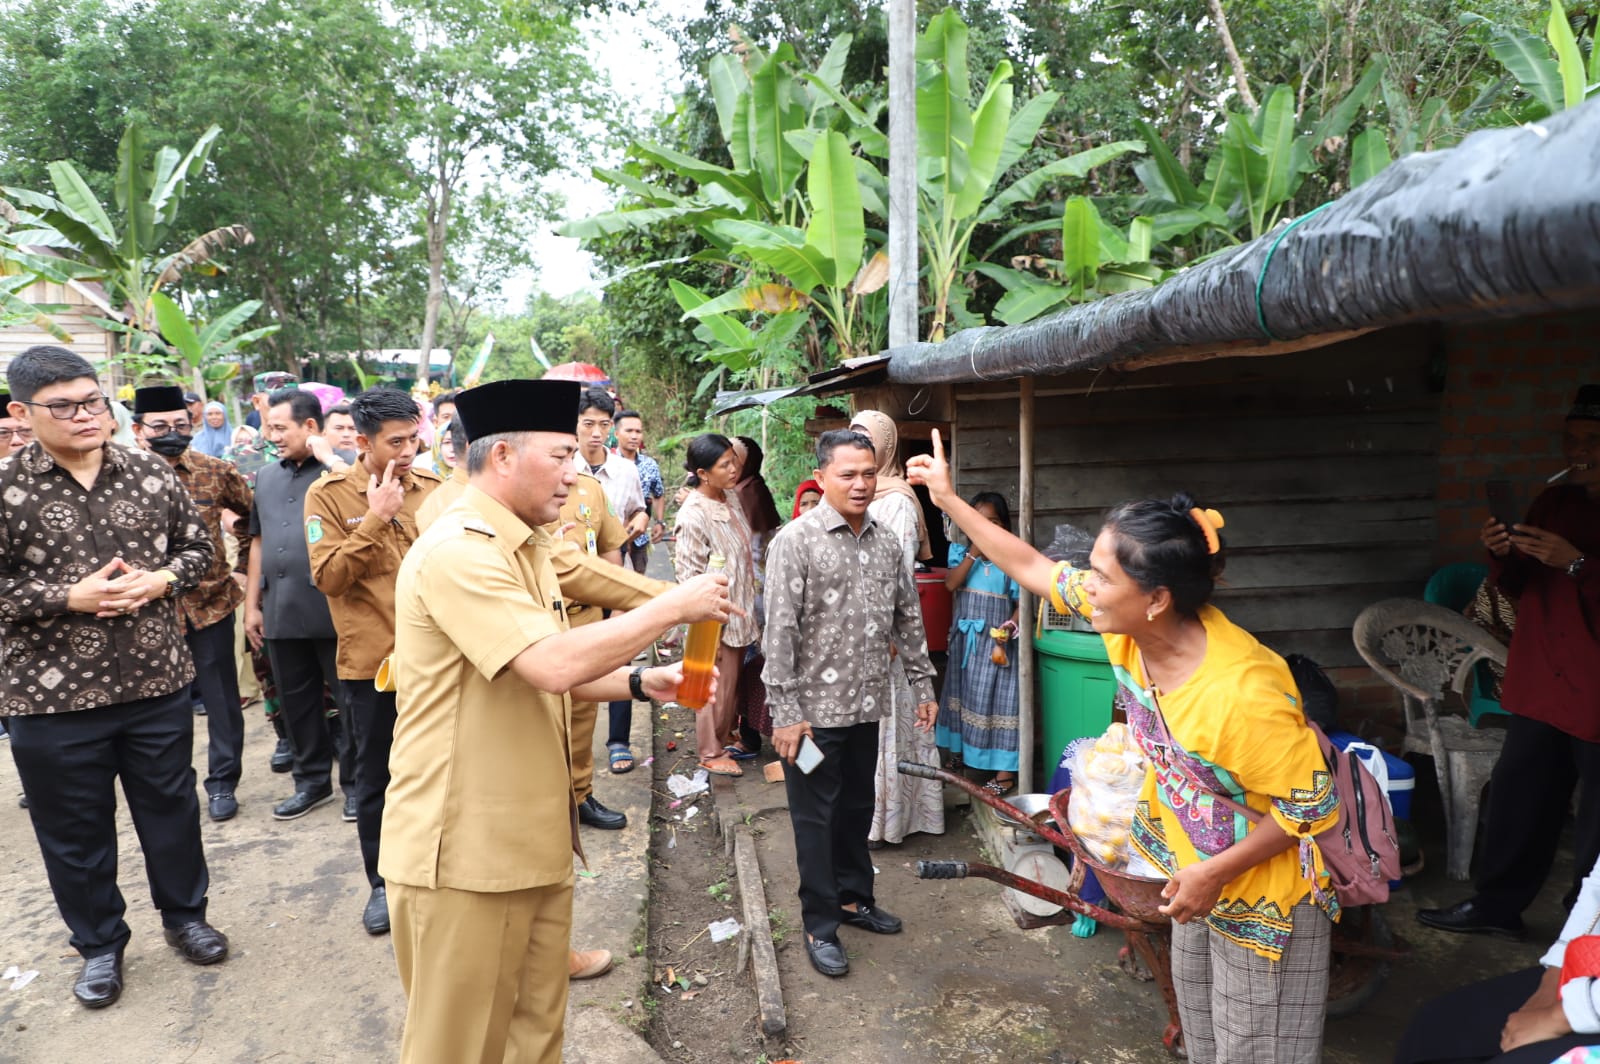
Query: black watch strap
629,665,648,702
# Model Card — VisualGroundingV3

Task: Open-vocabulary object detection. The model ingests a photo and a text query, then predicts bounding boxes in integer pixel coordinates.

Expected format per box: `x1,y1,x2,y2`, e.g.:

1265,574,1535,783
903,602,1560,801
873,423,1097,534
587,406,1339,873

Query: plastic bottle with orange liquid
675,553,726,710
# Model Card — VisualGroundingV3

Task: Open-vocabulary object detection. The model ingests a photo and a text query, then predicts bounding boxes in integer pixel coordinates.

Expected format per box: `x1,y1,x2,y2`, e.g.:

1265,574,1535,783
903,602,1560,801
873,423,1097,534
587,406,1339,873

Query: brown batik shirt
169,447,254,632
0,442,214,716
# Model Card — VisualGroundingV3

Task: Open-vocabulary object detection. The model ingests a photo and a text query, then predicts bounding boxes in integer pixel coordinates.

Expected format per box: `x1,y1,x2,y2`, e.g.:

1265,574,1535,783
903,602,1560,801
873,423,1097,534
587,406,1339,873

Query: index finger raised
930,427,944,461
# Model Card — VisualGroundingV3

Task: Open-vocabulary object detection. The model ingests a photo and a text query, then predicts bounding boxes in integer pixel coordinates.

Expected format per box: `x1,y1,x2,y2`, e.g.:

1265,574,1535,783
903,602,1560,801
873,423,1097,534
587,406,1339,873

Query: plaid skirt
935,588,1019,772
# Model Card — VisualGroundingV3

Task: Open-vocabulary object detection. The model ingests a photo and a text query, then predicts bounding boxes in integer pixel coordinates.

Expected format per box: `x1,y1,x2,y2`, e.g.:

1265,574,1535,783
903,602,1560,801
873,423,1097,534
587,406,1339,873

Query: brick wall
1435,310,1599,562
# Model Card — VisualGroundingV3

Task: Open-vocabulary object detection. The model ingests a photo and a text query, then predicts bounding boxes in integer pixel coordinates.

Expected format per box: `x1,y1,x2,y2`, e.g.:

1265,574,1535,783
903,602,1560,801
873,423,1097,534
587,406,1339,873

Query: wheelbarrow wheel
1325,905,1393,1019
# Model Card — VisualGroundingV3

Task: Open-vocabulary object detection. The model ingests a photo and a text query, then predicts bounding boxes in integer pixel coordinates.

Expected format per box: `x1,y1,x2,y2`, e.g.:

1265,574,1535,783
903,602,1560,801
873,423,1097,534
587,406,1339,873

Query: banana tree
1462,0,1600,122
685,131,888,361
150,293,280,398
1133,63,1385,246
912,9,1143,340
971,197,1163,325
1,124,254,368
561,34,868,242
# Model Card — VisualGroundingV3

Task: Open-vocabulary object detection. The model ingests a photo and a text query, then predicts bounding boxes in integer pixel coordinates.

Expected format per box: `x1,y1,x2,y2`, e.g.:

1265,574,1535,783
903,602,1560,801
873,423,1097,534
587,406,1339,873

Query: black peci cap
133,385,188,416
453,379,582,443
1568,385,1600,422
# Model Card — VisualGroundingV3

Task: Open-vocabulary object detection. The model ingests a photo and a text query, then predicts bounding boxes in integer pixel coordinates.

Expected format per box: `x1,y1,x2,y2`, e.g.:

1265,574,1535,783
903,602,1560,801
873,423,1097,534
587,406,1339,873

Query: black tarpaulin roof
885,98,1600,385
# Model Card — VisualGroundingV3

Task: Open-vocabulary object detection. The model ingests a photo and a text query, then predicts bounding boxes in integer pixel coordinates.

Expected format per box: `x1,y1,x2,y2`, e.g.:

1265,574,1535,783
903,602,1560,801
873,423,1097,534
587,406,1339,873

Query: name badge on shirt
585,527,598,556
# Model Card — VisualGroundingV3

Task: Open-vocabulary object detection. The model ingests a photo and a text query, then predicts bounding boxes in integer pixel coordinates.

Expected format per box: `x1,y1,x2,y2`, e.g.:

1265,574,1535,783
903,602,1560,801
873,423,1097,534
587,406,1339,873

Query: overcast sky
508,2,694,308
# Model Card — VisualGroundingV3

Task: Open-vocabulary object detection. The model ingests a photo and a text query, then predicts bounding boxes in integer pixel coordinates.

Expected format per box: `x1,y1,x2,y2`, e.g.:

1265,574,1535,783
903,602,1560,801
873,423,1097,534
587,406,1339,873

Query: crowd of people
1,338,1594,1063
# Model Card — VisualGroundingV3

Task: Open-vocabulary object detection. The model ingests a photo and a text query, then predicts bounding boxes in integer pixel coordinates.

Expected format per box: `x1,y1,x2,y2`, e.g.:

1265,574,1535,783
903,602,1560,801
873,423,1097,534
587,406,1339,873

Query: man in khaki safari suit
381,378,732,1064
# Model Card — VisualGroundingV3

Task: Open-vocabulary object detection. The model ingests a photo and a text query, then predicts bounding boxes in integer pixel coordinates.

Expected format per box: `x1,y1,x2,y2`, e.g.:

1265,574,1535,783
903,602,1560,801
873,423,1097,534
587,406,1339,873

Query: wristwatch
156,569,180,598
629,665,648,702
1568,554,1587,579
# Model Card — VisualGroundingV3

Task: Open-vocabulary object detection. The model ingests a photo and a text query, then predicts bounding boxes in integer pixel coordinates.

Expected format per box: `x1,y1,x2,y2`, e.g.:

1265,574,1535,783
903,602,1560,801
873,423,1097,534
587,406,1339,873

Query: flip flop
724,744,760,762
981,776,1015,797
700,758,744,777
608,744,635,774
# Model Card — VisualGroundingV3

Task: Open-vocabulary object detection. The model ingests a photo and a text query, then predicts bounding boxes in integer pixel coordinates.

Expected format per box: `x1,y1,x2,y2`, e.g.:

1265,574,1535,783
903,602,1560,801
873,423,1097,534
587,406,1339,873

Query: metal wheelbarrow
899,761,1405,1058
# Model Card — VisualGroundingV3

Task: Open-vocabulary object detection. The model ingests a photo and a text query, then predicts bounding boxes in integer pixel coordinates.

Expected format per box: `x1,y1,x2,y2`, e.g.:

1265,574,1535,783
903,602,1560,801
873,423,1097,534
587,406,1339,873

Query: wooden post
887,0,918,349
1017,376,1037,794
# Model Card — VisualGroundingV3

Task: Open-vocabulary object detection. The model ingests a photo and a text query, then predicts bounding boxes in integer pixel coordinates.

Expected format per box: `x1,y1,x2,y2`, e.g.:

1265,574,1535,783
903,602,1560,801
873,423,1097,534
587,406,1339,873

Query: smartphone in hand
1485,479,1519,531
796,735,824,775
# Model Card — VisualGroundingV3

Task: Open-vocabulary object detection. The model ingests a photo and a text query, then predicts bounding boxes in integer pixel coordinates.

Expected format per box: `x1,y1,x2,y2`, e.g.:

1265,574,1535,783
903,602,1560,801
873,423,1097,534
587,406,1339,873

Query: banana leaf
951,62,1014,221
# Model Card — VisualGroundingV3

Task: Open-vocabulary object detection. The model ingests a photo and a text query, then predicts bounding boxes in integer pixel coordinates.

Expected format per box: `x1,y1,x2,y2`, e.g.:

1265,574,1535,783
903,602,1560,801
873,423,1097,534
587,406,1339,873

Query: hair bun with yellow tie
1103,492,1227,618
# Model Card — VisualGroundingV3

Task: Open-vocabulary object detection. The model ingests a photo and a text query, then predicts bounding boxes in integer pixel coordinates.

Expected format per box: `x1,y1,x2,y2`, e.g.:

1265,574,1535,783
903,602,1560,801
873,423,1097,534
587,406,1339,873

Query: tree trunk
1206,0,1259,112
419,144,451,390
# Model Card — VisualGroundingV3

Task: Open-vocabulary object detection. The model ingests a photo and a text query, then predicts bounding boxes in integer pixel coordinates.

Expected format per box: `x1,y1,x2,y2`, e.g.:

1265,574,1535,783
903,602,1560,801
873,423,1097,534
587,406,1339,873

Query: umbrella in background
542,361,612,392
299,381,345,413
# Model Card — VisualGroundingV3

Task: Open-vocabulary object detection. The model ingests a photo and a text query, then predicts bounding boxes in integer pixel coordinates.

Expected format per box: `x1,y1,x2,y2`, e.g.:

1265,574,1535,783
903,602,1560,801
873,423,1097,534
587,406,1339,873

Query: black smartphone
1485,479,1520,531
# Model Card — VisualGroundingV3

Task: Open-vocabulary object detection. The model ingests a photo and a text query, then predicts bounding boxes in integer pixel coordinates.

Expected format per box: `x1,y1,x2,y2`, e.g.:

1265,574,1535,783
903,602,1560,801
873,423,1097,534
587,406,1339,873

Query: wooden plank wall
0,279,118,372
951,327,1442,668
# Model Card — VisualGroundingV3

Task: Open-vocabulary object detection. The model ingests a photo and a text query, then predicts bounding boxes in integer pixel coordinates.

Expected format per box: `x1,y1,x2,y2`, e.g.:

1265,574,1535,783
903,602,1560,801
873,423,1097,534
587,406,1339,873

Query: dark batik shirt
0,442,214,715
169,447,255,632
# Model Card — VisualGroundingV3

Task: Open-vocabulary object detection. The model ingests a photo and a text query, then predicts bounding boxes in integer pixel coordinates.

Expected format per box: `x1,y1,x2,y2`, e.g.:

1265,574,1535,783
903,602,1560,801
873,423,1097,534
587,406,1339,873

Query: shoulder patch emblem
306,516,324,544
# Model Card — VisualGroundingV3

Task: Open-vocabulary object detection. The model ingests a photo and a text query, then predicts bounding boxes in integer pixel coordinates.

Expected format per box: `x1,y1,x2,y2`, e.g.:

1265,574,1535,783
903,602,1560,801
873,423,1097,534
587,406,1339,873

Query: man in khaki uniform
551,470,636,829
304,388,440,936
383,379,731,1064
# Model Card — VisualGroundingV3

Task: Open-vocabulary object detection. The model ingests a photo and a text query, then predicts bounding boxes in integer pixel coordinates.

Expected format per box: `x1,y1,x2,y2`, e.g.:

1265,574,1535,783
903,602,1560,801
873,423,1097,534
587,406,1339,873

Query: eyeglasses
0,428,33,442
20,394,111,419
140,419,192,434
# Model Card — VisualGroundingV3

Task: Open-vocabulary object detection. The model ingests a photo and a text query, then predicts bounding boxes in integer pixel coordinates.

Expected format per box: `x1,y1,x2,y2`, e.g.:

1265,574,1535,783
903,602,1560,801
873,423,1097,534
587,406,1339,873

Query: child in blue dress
936,492,1021,794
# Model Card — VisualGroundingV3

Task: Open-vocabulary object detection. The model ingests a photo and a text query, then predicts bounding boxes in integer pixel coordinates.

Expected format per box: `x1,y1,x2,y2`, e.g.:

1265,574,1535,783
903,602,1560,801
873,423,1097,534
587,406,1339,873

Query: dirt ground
641,695,1569,1064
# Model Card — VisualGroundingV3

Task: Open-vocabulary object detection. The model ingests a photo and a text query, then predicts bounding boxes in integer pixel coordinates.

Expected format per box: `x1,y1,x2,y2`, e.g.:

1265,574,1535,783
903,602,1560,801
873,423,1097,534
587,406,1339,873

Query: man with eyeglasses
0,345,227,1009
0,392,34,457
132,386,256,823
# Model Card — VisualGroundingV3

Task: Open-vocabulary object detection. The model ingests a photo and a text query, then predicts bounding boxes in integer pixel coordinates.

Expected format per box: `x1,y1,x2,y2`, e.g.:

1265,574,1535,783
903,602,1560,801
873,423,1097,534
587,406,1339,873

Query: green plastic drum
1035,629,1116,774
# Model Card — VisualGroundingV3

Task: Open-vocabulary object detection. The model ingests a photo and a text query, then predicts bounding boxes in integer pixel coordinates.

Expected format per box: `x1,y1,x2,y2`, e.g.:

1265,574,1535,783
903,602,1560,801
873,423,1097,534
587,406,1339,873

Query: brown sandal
700,757,744,778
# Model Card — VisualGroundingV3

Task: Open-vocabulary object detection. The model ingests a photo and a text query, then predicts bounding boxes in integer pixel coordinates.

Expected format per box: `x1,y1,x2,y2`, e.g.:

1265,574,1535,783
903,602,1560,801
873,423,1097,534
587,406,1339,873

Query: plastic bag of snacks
1065,723,1148,869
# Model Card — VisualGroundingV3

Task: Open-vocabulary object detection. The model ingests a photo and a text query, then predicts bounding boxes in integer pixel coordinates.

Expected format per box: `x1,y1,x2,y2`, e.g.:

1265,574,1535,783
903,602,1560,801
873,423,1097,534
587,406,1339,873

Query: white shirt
1542,853,1600,1033
572,450,645,524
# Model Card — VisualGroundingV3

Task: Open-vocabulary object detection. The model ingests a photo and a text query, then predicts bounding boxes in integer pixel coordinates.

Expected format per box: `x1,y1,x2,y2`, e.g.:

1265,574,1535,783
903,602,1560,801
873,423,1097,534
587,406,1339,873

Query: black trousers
784,721,879,941
264,637,354,796
187,614,243,796
7,690,209,958
1393,965,1596,1063
345,683,395,888
1475,714,1600,917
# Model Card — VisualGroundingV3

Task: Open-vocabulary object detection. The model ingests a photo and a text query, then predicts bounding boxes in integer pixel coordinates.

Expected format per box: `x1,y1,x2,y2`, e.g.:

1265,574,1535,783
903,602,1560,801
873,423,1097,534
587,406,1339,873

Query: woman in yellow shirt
908,432,1339,1064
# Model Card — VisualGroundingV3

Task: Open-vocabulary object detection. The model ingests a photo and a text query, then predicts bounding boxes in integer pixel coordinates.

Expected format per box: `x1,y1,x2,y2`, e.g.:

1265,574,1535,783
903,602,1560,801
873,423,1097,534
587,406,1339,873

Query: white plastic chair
1353,598,1508,880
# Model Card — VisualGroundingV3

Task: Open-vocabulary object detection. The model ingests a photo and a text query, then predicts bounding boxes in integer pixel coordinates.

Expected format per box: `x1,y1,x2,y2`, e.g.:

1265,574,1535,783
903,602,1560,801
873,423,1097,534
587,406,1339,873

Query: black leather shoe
804,934,848,977
840,904,903,934
363,885,390,935
163,921,229,965
208,792,238,822
578,795,627,830
1416,898,1525,938
273,787,333,821
270,738,293,774
193,702,207,717
73,949,124,1008
342,794,358,822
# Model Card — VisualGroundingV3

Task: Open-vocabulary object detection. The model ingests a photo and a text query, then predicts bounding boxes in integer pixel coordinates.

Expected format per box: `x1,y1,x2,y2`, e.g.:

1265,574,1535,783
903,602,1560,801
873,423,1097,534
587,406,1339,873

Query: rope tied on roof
1253,200,1337,341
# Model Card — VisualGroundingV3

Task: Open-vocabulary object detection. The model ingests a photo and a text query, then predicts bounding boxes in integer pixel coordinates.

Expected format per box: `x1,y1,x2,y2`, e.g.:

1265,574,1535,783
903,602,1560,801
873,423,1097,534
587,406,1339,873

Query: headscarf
191,401,233,457
791,478,822,520
732,437,783,537
851,409,932,561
